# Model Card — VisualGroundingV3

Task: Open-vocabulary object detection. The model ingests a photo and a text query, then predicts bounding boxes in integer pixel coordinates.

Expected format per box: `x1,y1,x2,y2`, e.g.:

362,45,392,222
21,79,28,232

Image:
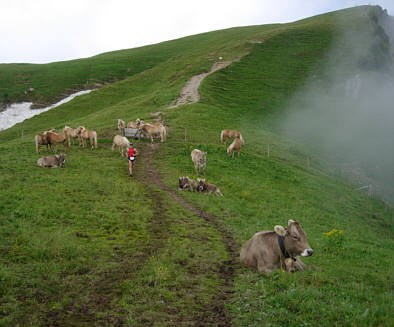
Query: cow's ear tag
274,225,286,236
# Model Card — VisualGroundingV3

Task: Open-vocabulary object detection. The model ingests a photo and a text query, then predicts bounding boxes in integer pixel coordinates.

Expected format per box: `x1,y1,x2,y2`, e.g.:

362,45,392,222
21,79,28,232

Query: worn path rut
138,143,239,326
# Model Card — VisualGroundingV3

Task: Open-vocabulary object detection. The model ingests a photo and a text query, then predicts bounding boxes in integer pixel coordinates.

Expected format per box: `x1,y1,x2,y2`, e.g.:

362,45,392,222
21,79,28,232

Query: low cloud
279,7,394,203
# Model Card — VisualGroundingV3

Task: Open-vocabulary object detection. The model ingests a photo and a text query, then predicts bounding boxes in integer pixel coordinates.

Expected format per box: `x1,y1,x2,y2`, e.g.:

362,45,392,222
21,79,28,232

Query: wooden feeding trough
122,128,142,139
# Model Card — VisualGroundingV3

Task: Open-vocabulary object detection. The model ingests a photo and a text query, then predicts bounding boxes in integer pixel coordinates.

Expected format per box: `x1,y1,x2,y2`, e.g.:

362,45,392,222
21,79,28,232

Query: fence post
184,128,187,143
21,129,24,142
267,144,270,157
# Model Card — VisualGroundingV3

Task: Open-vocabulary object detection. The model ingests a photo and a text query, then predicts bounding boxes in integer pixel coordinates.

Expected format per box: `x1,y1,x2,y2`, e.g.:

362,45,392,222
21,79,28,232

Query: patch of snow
0,90,94,131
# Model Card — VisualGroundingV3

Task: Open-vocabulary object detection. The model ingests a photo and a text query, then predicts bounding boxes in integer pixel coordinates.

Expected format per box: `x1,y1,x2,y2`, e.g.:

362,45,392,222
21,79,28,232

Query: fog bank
279,7,394,204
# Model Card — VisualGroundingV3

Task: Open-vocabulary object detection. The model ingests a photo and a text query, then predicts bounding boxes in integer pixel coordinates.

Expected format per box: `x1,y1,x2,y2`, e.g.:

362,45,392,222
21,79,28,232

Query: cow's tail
161,126,166,142
34,135,39,154
93,132,98,149
239,134,244,145
220,130,225,144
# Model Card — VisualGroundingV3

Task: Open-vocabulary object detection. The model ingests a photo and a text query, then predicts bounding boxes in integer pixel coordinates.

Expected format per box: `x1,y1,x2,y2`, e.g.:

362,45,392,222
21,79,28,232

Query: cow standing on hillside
191,149,206,175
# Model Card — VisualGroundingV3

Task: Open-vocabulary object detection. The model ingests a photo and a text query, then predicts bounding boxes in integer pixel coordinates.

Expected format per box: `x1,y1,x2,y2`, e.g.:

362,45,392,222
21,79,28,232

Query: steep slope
0,5,392,327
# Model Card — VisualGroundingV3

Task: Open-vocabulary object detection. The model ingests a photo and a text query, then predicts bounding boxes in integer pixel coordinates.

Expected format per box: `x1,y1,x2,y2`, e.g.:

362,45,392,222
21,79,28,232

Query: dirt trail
140,143,239,326
168,61,233,108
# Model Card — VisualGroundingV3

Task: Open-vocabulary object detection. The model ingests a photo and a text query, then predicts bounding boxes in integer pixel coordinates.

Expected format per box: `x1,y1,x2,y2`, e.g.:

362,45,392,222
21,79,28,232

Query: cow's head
274,220,313,257
197,178,207,192
57,154,66,167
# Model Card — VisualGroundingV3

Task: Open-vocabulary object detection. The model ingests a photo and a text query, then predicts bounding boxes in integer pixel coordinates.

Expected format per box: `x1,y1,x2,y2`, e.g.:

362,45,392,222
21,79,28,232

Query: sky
1,0,394,64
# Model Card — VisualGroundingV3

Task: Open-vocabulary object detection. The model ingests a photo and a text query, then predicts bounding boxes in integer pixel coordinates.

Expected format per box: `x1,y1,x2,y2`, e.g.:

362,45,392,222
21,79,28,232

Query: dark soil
139,143,239,326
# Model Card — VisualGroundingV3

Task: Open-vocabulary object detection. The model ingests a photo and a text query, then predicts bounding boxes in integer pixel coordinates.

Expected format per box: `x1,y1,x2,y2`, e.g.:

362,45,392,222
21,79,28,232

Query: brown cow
240,220,313,274
139,122,166,143
127,118,143,129
46,131,69,153
34,129,56,154
76,126,98,150
197,178,223,196
227,137,243,158
220,129,244,145
37,154,66,168
63,126,80,146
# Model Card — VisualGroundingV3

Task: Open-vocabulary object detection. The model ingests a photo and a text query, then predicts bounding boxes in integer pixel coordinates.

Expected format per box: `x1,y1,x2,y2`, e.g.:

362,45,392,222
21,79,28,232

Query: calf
240,220,313,274
37,154,66,168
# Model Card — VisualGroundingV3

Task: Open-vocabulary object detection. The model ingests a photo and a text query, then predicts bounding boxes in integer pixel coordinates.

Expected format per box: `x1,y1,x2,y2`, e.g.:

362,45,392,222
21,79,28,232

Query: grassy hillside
0,5,392,327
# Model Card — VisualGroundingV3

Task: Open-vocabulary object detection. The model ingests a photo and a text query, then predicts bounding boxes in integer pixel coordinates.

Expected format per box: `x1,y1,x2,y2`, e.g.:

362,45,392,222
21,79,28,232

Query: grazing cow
227,137,243,158
112,135,130,157
220,129,244,145
46,131,69,153
34,129,56,154
37,154,66,168
197,178,223,196
191,149,206,175
76,126,98,150
178,176,197,191
139,122,166,143
117,119,125,130
240,220,313,274
63,126,80,146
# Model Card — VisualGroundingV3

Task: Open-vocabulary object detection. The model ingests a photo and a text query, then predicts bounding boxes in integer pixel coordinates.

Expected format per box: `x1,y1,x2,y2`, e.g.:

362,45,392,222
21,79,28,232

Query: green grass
0,5,392,327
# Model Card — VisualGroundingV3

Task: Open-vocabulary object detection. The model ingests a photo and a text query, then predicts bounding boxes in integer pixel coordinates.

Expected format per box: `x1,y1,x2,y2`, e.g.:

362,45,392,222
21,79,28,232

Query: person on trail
127,143,138,176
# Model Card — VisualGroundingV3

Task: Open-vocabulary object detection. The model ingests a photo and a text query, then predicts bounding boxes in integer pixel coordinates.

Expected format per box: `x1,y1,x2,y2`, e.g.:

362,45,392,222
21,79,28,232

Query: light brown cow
76,126,98,150
197,178,223,196
112,135,130,157
34,129,56,154
117,119,125,130
127,118,143,129
46,131,69,153
240,220,313,274
37,154,66,168
227,137,243,158
191,149,206,175
220,129,244,145
63,126,80,146
139,122,166,143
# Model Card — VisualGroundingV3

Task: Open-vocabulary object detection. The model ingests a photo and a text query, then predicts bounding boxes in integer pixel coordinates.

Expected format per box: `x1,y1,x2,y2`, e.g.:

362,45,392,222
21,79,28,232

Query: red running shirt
128,148,135,157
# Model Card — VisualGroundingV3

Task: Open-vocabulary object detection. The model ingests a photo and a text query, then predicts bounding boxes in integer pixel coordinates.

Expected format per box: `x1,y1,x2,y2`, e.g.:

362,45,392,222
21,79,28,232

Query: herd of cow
33,119,314,274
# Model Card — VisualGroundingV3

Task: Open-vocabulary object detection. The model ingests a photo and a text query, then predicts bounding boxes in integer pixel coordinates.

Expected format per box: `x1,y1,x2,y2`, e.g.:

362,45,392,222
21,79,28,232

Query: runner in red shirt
128,143,138,176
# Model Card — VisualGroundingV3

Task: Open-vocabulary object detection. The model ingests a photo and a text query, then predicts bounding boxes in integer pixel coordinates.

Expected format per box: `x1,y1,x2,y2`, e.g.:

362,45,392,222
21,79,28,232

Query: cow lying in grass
178,176,198,192
240,220,313,274
178,177,223,196
37,154,66,168
197,178,223,196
